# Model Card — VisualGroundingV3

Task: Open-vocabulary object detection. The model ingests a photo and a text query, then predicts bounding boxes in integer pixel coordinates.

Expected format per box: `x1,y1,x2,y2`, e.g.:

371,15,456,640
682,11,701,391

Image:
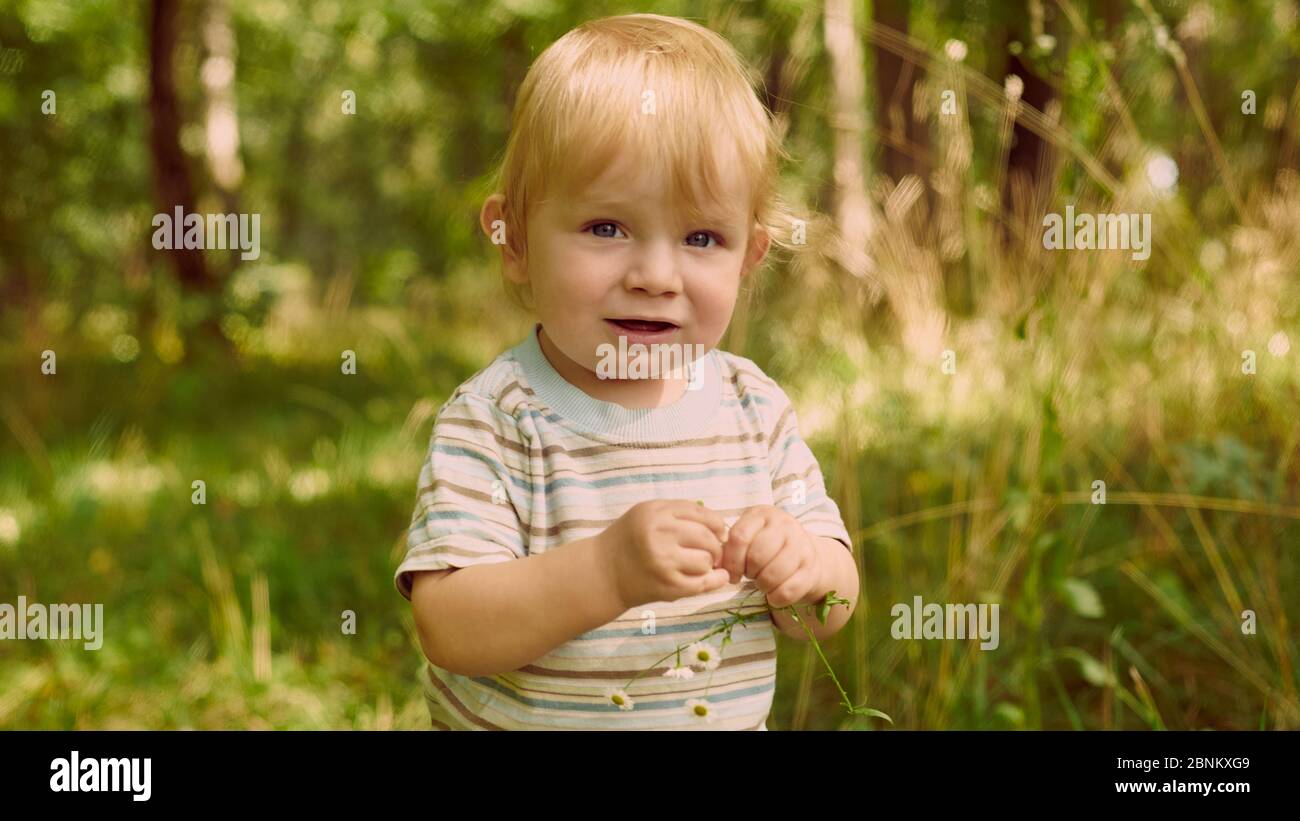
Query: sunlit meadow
1,1,1297,729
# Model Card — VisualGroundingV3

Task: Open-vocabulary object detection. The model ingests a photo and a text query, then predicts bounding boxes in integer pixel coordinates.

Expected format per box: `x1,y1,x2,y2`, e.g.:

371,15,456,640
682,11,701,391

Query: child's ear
740,224,771,279
480,194,527,285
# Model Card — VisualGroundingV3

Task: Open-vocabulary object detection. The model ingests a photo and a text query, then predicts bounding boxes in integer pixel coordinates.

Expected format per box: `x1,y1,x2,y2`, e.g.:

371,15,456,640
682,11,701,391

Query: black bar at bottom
2,730,1288,807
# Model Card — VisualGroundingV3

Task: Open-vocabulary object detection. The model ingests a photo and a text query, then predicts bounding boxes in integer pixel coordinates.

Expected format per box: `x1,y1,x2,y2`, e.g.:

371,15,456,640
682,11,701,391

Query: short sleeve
765,384,853,553
394,392,530,600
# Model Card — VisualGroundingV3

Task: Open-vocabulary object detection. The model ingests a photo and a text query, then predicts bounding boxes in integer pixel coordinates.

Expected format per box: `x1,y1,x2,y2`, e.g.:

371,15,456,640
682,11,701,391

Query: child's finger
743,527,786,580
676,546,721,576
691,568,732,595
724,507,769,549
677,521,724,564
719,537,747,583
767,568,815,609
719,509,765,581
676,501,729,542
753,537,799,590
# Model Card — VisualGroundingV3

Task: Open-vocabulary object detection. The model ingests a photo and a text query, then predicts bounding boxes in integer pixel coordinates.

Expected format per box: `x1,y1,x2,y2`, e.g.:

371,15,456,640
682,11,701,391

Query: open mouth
606,318,679,333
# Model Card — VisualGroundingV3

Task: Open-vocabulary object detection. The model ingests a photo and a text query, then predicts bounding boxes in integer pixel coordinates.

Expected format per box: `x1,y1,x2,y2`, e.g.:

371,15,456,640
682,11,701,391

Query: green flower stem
784,603,856,717
620,583,891,725
621,589,766,691
784,592,892,724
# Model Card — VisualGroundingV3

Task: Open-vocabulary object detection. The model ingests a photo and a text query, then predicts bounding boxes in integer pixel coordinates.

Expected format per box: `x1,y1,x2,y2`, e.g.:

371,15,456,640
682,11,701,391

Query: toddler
395,13,858,730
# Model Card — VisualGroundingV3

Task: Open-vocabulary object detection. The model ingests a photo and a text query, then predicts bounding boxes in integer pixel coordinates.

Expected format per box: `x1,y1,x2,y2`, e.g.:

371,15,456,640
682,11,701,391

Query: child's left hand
718,505,823,609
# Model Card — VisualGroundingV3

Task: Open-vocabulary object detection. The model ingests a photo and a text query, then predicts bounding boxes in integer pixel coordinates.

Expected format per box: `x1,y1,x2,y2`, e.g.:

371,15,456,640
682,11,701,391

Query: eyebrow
573,196,746,224
574,197,632,208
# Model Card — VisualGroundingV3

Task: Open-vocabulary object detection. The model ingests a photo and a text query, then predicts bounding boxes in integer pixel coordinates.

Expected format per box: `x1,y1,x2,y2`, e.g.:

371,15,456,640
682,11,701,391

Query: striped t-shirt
395,323,853,730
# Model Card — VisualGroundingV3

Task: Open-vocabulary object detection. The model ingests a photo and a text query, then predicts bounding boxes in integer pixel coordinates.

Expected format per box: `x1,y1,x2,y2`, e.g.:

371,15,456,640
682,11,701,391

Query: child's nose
624,241,680,295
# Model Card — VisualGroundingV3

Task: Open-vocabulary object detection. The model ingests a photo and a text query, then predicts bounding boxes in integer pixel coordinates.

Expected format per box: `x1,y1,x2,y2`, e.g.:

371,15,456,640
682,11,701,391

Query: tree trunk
997,1,1058,251
149,0,212,293
201,0,243,213
1001,48,1055,219
823,0,875,285
871,0,928,186
0,218,31,319
763,27,789,119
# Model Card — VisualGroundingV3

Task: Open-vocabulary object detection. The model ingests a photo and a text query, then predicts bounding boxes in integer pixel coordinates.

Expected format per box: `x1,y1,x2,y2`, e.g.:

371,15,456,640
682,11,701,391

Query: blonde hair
489,13,795,309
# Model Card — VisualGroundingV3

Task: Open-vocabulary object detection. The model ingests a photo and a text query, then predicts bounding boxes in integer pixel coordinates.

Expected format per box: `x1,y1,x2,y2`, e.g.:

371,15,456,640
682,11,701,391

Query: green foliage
1,0,1298,730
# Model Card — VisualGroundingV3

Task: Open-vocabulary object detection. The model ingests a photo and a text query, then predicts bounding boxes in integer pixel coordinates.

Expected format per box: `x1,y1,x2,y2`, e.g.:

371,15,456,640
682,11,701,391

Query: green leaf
1005,487,1032,530
1061,648,1114,687
993,702,1025,728
852,705,893,724
816,591,851,624
1031,533,1056,557
1057,577,1104,618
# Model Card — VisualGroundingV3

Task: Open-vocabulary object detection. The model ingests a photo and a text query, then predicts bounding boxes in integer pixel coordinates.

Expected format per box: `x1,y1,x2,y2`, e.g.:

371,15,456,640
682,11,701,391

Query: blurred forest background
1,0,1298,730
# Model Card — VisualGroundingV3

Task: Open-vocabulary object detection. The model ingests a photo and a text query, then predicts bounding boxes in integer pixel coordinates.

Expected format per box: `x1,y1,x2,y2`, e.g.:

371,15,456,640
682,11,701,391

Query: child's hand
719,506,822,609
600,500,732,609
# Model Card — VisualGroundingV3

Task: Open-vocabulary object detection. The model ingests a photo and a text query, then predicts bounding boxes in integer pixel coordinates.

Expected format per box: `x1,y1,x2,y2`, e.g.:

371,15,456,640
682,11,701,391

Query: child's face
486,150,769,398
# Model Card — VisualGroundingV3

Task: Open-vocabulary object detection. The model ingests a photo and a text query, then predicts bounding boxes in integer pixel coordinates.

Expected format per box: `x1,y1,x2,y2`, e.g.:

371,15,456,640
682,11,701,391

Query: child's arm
410,499,731,678
749,377,858,640
410,530,624,678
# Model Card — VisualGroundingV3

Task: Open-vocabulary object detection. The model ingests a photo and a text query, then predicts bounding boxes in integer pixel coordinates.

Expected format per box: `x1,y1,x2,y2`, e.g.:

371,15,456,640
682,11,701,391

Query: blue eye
589,222,625,239
686,231,720,248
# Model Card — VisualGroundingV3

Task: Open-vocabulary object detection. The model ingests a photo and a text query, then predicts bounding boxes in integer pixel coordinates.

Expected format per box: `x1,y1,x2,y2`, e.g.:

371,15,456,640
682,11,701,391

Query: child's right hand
599,500,732,609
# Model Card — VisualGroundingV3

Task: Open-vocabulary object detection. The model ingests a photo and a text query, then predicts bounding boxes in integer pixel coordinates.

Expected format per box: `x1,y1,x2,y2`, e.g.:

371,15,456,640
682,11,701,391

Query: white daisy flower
606,689,634,711
686,641,721,671
685,698,713,723
663,665,696,680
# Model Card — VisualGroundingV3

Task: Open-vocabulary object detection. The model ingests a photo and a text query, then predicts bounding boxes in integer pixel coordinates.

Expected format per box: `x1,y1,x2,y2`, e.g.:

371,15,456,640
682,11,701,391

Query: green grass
3,277,1295,729
3,15,1299,730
